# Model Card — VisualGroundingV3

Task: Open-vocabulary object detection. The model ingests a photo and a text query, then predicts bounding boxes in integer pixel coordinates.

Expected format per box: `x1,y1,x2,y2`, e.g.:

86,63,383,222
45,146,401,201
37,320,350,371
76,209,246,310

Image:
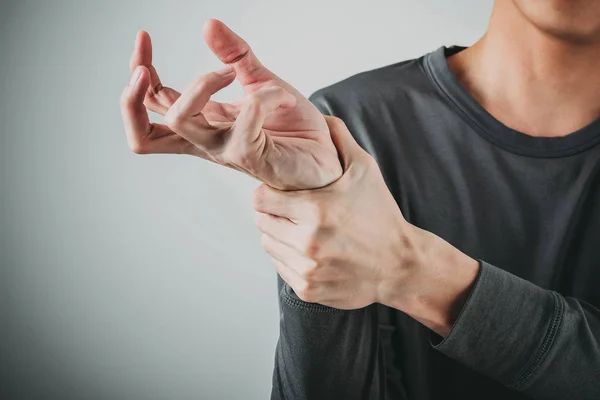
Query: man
120,1,600,398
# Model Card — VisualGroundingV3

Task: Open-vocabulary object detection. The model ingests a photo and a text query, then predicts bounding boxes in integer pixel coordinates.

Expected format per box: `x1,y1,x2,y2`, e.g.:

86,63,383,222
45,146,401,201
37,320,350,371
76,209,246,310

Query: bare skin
121,0,600,337
253,117,479,336
448,0,600,137
120,20,342,191
250,0,600,336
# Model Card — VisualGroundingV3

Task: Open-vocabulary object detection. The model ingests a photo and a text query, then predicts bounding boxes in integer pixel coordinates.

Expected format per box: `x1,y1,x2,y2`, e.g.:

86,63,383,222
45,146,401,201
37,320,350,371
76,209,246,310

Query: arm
271,275,388,400
254,116,600,400
120,24,396,400
120,21,342,191
268,115,410,400
412,230,600,398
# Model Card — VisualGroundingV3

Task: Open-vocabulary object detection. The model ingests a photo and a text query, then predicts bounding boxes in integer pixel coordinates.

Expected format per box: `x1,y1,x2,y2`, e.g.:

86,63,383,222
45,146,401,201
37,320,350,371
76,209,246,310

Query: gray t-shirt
270,46,600,400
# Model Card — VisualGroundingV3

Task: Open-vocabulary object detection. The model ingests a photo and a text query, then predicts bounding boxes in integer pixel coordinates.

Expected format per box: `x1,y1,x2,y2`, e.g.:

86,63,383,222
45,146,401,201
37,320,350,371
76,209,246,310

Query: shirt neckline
423,46,600,158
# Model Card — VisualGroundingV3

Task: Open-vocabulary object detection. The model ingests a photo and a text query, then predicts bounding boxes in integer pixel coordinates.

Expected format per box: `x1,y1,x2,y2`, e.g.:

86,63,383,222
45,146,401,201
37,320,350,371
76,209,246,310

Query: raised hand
120,20,342,190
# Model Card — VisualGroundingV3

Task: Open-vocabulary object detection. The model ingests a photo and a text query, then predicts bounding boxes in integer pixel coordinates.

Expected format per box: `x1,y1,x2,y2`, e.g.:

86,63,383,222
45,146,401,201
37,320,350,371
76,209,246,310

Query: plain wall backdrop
0,0,492,398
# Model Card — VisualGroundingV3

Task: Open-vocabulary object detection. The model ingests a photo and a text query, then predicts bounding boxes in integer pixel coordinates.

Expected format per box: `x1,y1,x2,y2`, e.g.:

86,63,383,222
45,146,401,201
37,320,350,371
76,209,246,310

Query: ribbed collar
423,46,600,158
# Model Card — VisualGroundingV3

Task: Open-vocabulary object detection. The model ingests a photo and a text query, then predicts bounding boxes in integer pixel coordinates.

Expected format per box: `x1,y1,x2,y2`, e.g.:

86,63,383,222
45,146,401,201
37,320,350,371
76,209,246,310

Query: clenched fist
120,20,342,190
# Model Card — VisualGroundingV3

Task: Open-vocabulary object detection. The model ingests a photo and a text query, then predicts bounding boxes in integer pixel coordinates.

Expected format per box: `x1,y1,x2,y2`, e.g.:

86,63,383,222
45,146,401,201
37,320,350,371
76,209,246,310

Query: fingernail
216,64,234,76
130,66,141,85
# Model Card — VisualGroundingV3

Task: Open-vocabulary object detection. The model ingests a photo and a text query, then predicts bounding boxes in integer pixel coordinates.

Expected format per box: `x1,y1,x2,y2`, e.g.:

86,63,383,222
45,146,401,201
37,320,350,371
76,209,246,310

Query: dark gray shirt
271,46,600,400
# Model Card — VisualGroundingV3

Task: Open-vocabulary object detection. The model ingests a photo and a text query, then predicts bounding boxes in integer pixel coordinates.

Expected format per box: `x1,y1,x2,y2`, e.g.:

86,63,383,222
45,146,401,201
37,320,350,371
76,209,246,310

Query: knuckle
300,260,320,281
268,85,285,96
325,115,347,130
302,226,334,262
316,205,333,226
303,236,321,259
128,139,147,155
305,201,322,223
146,81,164,98
295,282,315,303
260,234,271,252
132,147,148,155
252,186,267,211
312,201,338,228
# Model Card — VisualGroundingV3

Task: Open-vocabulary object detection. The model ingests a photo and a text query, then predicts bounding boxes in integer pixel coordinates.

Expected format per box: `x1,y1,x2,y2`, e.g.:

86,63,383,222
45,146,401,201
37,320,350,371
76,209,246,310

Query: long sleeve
300,56,600,399
433,260,600,399
271,276,391,400
269,92,413,399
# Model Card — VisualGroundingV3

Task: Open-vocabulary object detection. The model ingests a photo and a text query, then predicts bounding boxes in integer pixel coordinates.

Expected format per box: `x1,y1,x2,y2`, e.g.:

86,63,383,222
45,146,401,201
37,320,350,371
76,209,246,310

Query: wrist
380,223,480,336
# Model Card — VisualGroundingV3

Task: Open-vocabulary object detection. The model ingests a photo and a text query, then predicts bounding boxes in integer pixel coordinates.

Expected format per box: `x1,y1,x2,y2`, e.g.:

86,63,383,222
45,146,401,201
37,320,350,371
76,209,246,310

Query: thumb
202,19,275,86
324,115,366,170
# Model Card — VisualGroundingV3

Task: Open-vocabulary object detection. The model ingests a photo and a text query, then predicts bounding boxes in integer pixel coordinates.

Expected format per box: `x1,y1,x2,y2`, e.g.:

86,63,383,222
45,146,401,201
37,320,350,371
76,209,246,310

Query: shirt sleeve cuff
431,260,562,388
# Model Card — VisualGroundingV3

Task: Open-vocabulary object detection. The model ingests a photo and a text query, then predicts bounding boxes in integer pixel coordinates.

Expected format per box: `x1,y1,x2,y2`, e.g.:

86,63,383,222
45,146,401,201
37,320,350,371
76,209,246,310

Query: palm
122,21,341,190
207,80,337,188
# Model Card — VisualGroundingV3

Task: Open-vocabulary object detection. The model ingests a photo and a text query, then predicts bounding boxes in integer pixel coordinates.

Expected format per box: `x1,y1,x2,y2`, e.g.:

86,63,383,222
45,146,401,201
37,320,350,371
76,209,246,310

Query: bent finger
121,66,190,154
171,66,236,118
129,30,180,114
232,86,296,145
164,67,237,149
252,183,310,220
202,19,275,86
254,212,296,243
121,66,152,146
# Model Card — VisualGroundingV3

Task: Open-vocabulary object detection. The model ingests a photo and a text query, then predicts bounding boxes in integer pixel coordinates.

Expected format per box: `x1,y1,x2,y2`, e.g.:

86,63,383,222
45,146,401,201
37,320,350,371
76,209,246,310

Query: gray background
0,0,492,398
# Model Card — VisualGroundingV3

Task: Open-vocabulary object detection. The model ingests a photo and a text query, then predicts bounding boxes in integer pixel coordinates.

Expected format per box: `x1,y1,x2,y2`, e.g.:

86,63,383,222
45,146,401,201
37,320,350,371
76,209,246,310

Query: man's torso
305,46,600,399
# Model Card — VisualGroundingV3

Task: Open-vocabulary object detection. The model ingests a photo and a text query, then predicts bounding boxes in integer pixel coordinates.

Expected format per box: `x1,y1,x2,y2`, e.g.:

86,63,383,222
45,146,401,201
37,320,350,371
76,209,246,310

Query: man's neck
447,0,600,137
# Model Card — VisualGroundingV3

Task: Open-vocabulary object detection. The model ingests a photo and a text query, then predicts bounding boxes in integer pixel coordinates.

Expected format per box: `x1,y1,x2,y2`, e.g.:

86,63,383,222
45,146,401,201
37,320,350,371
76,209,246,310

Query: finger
164,67,237,150
219,86,296,176
269,252,324,304
252,183,306,220
121,66,192,155
256,212,315,259
324,115,367,169
255,212,296,243
202,19,275,86
262,234,313,278
172,66,236,117
271,257,302,293
121,66,152,147
232,86,296,144
129,31,159,85
203,100,240,123
129,30,180,114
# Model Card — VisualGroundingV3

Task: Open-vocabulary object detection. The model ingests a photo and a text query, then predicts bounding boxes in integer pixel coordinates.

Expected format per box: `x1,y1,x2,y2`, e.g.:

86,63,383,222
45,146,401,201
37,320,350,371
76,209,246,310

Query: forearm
272,276,390,400
380,223,480,337
385,224,600,399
